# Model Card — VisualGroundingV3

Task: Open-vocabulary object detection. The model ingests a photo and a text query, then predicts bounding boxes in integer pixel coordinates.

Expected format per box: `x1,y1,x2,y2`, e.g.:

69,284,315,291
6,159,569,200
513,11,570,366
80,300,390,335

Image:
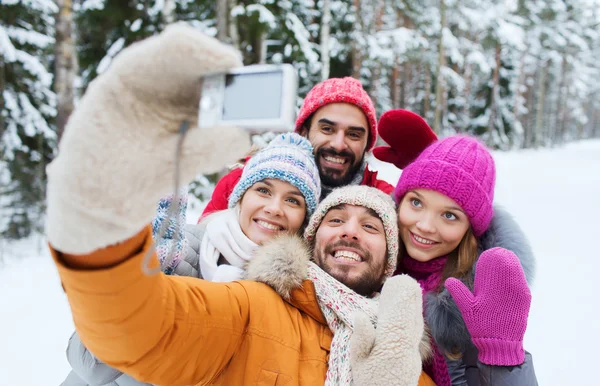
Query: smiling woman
393,135,538,386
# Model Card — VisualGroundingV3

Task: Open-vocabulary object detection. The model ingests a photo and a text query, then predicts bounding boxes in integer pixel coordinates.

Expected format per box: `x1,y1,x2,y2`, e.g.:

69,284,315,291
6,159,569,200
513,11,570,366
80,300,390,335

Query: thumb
350,311,376,363
445,277,476,313
175,124,250,182
372,146,401,167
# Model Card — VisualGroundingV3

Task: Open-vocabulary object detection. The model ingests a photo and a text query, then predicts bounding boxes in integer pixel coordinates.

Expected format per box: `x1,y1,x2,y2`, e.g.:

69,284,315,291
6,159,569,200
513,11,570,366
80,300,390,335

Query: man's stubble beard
313,239,385,297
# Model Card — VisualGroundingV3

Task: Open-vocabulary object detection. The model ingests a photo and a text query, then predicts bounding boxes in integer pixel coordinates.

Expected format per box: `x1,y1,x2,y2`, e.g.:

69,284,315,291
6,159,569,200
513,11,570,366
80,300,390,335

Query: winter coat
59,222,204,386
200,164,393,220
51,226,435,386
424,206,538,386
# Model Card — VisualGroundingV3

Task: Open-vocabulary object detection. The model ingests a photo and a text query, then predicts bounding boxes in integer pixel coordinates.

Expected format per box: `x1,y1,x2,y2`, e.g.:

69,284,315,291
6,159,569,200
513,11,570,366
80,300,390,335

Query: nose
340,218,360,241
264,198,284,217
329,131,347,152
415,214,436,234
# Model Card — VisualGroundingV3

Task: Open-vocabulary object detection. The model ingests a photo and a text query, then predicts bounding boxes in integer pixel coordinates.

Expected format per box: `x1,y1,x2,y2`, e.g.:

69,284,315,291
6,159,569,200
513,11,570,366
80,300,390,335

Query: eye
328,218,343,224
410,198,422,208
321,126,334,134
256,186,270,195
286,197,301,206
443,212,458,221
348,132,360,139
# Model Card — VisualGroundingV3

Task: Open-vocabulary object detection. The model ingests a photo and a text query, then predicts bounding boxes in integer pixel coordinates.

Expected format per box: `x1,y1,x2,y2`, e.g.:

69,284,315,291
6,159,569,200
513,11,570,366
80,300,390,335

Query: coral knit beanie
394,135,496,236
295,77,378,151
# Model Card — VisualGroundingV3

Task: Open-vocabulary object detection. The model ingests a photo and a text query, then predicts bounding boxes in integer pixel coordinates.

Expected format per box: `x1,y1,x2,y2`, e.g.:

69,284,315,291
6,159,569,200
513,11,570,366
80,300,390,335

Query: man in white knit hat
46,25,433,386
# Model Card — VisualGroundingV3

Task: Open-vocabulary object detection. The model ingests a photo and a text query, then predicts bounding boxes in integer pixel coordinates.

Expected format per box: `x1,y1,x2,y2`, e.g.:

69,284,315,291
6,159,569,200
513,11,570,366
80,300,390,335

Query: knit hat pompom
295,77,378,151
304,185,399,278
394,135,495,236
228,133,321,217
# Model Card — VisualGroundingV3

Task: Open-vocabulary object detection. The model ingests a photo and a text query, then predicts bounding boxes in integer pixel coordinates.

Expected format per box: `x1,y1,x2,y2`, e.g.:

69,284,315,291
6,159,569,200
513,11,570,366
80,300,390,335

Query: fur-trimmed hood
425,205,536,354
244,233,433,362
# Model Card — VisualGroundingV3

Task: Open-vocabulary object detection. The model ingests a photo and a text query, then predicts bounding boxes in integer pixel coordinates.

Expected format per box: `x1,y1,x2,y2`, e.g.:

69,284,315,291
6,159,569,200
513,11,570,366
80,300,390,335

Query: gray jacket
427,206,538,386
60,333,150,386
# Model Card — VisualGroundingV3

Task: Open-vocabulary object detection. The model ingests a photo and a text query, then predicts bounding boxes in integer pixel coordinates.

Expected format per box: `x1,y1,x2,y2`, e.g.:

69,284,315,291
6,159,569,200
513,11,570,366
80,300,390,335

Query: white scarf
307,262,379,385
199,209,257,282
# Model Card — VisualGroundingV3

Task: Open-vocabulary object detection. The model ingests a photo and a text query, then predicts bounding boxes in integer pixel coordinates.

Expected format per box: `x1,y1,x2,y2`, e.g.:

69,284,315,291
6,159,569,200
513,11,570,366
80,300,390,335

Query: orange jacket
52,226,434,386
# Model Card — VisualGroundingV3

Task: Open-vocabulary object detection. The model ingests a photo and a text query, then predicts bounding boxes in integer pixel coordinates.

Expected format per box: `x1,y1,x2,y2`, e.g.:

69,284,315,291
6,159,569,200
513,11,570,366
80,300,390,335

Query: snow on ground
2,139,600,385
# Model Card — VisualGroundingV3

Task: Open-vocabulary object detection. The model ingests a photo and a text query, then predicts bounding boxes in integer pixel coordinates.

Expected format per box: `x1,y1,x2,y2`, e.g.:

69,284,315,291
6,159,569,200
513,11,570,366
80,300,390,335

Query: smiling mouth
254,219,284,232
331,249,363,264
323,155,347,165
410,231,439,247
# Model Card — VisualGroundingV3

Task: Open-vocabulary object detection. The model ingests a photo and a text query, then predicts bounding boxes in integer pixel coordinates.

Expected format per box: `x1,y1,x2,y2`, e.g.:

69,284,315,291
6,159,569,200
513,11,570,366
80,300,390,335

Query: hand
372,109,437,169
46,24,251,254
445,247,532,366
350,275,425,386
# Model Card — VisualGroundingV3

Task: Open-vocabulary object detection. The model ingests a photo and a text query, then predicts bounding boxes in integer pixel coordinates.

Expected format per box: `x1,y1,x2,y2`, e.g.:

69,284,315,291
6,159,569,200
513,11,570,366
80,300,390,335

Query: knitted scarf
200,208,257,282
401,256,452,386
320,159,367,200
306,262,378,385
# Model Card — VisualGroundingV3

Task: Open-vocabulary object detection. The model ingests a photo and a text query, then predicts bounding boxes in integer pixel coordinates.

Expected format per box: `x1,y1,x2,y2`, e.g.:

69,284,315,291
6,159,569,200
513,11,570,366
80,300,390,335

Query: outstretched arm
53,226,253,386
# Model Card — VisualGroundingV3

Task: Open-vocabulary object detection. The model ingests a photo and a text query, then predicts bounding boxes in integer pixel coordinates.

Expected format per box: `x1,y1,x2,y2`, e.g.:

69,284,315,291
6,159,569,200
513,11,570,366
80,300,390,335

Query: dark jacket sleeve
477,352,538,386
449,347,538,386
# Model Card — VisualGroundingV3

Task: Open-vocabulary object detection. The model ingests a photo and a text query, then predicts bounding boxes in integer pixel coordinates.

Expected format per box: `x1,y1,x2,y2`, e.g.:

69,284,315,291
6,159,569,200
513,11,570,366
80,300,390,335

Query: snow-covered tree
0,0,57,238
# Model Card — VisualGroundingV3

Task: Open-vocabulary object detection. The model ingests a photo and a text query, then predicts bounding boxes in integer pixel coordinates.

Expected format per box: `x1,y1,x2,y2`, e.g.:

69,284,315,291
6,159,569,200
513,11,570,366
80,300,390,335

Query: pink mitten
445,247,531,366
372,109,438,169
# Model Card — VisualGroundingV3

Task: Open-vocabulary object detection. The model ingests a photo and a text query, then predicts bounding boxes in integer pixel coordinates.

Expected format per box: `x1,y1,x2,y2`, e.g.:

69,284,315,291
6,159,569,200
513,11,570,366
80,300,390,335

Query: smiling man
200,77,394,219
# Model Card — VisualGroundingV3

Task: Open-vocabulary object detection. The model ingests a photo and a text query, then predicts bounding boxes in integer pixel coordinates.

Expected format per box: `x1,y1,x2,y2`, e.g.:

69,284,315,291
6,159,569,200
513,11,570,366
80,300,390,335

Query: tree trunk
216,0,229,42
54,0,76,142
369,0,384,109
228,0,240,50
555,54,568,144
320,0,331,80
433,0,446,134
513,48,526,132
488,42,502,146
162,0,176,26
534,61,548,147
423,60,432,121
351,0,362,79
0,55,5,138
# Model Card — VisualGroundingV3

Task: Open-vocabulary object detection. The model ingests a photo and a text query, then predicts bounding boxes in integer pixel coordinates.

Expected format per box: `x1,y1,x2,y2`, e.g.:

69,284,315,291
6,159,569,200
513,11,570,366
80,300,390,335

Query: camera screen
222,71,283,120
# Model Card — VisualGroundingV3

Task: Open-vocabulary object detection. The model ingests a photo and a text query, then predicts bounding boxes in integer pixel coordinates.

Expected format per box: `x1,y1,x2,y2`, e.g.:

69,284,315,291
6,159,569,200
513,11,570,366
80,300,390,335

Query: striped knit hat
394,135,496,236
228,133,321,217
304,185,399,278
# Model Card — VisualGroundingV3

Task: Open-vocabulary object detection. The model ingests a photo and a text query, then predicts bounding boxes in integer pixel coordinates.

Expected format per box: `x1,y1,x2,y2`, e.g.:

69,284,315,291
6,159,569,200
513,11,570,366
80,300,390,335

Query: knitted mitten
153,188,189,274
46,24,250,254
445,247,532,366
350,275,424,386
372,109,438,169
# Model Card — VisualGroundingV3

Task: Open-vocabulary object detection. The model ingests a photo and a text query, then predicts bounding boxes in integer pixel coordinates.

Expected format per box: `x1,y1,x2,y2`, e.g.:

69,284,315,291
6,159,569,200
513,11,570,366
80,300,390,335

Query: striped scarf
307,262,378,385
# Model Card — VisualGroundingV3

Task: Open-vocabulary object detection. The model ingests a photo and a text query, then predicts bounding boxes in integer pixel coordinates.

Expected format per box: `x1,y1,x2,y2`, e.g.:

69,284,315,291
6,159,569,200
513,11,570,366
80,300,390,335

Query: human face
300,103,369,187
313,204,387,296
398,189,471,262
238,179,306,245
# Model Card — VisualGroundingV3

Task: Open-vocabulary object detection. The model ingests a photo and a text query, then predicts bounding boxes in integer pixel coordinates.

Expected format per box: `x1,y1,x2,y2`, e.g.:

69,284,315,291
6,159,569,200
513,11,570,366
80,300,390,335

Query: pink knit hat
394,135,496,236
295,77,378,151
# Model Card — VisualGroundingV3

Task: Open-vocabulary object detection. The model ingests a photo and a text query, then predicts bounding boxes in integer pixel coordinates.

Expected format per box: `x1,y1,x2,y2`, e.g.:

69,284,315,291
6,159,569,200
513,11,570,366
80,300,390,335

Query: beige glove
350,275,425,386
46,23,251,254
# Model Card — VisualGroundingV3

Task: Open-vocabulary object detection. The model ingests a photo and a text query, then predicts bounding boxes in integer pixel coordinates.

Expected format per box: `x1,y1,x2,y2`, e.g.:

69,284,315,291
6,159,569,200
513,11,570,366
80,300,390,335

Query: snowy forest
1,0,599,240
